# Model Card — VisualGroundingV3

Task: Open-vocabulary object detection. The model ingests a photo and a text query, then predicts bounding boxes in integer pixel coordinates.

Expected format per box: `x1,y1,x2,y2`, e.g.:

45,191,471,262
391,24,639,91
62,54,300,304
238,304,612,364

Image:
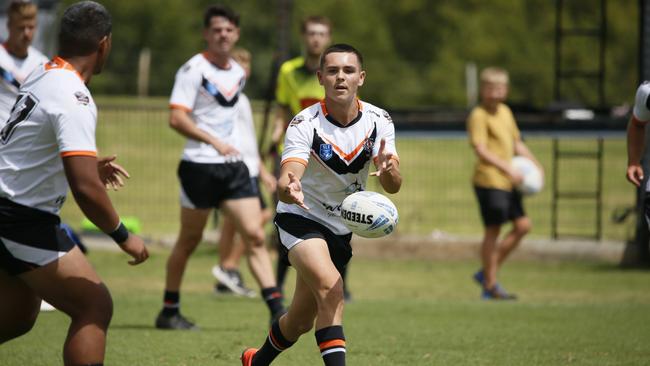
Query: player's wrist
108,221,129,244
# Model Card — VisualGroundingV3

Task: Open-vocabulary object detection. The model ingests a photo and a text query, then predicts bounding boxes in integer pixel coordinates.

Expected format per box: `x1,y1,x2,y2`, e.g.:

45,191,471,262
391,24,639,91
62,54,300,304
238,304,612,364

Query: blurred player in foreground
626,82,650,224
241,43,402,366
212,47,277,297
467,67,542,300
271,15,336,296
0,2,148,365
157,5,284,330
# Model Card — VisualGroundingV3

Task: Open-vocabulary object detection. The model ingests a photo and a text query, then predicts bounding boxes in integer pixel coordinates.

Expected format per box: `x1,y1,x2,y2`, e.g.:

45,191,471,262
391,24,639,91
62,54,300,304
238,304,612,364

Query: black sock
252,320,295,366
316,326,346,366
162,290,179,316
261,287,284,316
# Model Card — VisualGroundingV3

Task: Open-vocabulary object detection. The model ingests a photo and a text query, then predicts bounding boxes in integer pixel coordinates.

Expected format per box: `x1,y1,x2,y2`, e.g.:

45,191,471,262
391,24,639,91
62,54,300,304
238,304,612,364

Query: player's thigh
288,238,342,295
19,246,112,320
177,207,211,243
0,268,40,336
221,197,263,236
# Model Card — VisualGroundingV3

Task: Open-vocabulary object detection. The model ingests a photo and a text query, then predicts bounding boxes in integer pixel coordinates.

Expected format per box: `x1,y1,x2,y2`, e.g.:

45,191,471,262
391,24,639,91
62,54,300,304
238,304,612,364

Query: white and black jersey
0,57,97,215
0,45,48,122
237,93,260,178
277,100,398,235
169,52,246,164
632,82,650,192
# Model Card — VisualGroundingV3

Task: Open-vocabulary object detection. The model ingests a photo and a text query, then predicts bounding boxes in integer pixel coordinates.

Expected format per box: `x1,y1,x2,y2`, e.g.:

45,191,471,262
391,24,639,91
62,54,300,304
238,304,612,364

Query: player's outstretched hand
97,155,130,191
627,163,644,187
286,171,309,210
371,139,396,177
118,234,149,265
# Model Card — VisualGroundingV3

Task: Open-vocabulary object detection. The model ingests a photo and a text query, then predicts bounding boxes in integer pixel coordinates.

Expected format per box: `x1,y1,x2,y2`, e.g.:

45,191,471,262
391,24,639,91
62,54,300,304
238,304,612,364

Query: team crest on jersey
363,137,375,155
319,143,333,161
74,91,89,105
289,115,304,127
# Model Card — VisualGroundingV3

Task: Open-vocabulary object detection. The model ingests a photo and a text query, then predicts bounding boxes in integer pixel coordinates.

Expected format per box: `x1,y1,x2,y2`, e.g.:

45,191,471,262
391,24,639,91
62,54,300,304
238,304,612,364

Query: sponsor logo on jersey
343,180,363,195
309,110,320,121
341,208,374,224
289,115,304,126
74,91,89,105
319,143,333,161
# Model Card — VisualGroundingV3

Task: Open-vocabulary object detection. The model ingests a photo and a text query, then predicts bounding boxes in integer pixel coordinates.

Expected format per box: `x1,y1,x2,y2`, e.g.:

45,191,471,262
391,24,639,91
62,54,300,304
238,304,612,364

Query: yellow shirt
466,103,521,191
275,56,324,117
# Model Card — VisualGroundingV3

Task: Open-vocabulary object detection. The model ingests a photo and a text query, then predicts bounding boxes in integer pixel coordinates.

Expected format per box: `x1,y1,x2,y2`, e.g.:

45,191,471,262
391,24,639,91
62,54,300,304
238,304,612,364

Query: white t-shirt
277,100,398,235
237,94,260,177
0,45,48,122
0,57,97,214
169,52,246,164
633,82,650,123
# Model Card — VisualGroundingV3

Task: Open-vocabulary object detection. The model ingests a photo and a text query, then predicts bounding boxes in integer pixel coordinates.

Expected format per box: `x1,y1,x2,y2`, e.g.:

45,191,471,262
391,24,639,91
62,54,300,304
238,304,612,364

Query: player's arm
514,140,544,175
259,158,277,192
372,138,402,194
63,156,148,265
169,108,238,156
627,116,647,187
270,105,290,151
277,160,308,209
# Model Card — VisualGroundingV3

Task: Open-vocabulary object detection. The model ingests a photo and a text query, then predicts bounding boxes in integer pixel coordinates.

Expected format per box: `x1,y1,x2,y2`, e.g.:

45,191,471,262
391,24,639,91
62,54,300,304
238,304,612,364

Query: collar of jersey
320,99,363,128
201,51,232,70
2,42,28,61
46,56,83,81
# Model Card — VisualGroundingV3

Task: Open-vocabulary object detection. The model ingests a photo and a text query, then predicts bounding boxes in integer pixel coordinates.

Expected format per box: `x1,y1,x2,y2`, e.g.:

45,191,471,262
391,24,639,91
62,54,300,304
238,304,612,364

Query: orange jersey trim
319,98,362,117
169,103,192,113
60,150,97,158
45,56,83,81
281,157,308,167
321,128,373,163
319,339,346,350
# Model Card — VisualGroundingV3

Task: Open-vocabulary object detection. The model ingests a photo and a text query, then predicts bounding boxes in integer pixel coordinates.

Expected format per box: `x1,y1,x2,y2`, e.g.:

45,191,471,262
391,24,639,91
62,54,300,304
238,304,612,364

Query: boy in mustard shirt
467,67,543,300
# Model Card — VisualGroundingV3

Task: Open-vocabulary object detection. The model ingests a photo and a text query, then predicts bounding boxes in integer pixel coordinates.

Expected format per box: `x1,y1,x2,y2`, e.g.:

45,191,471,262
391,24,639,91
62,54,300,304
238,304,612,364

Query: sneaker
240,348,258,366
39,300,56,312
155,311,199,330
214,282,233,295
473,269,511,295
211,266,257,298
481,286,517,300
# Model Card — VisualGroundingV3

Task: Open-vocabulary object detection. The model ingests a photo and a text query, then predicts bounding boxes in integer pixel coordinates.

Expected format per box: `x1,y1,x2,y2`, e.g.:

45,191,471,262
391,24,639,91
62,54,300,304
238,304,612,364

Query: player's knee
315,278,345,309
514,219,531,236
66,283,113,330
291,319,314,336
241,227,265,248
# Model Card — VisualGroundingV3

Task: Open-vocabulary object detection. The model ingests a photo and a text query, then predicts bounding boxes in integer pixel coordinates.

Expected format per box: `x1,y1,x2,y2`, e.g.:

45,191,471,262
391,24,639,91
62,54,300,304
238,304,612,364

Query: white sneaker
40,300,56,312
211,266,256,298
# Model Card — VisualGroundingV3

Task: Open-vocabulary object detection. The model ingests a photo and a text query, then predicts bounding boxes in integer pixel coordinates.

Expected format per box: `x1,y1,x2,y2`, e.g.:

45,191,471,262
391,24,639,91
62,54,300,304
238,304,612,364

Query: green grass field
59,102,634,241
1,246,649,365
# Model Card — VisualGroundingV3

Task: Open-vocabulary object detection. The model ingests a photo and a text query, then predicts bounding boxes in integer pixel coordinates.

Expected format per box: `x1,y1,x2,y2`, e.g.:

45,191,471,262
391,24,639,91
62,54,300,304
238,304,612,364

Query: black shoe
155,311,199,330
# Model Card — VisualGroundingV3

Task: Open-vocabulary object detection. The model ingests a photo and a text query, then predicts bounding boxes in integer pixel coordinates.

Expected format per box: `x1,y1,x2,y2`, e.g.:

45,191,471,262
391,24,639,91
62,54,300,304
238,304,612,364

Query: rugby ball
340,191,398,238
511,156,543,195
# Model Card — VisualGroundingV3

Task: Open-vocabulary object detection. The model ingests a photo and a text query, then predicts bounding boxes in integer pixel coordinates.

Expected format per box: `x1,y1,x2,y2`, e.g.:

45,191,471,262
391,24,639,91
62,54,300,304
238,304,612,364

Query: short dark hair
58,1,112,57
300,15,331,34
319,43,363,70
203,4,239,28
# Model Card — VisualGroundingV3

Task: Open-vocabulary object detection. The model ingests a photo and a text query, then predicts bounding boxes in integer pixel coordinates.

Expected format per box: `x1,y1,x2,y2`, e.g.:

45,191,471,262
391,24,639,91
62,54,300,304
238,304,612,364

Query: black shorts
274,213,352,276
250,177,267,210
474,186,526,226
178,160,256,209
0,198,76,275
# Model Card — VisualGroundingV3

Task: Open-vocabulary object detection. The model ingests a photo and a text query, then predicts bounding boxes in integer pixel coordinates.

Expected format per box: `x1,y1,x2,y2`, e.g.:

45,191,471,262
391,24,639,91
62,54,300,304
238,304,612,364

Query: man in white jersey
212,48,277,298
0,0,48,122
0,2,148,365
626,82,650,220
156,5,284,330
241,44,402,366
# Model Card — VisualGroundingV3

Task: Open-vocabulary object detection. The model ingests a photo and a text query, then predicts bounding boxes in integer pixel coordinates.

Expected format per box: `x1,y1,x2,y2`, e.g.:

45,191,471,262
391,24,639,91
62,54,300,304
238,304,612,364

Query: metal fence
59,104,635,242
